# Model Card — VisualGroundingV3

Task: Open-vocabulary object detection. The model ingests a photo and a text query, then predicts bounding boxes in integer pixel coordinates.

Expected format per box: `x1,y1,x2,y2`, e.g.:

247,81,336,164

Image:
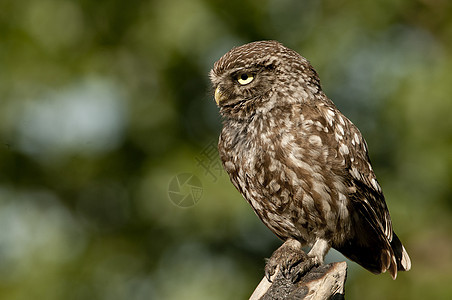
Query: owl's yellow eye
237,73,254,85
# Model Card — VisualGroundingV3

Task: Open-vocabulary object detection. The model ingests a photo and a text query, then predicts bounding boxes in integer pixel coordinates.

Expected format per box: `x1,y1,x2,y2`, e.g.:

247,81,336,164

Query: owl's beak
214,86,225,105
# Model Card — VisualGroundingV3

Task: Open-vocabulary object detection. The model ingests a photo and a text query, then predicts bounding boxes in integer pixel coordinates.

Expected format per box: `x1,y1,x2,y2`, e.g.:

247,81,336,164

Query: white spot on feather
308,135,322,147
224,161,235,172
337,124,345,136
338,192,349,219
335,132,343,141
269,118,276,128
371,178,381,192
354,132,360,145
325,109,335,126
350,167,361,180
401,245,411,271
339,143,349,155
269,180,280,193
281,133,293,147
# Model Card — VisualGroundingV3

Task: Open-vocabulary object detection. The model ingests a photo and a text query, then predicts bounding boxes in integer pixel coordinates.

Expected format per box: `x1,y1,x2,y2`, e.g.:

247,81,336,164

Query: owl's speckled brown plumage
210,40,411,280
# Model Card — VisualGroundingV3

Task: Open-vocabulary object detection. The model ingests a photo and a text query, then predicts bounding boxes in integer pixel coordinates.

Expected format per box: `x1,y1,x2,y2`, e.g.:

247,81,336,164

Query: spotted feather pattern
210,41,411,279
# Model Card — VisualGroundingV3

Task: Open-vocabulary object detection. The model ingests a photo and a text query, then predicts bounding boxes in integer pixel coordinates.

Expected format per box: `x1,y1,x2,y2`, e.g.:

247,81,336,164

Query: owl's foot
265,239,320,283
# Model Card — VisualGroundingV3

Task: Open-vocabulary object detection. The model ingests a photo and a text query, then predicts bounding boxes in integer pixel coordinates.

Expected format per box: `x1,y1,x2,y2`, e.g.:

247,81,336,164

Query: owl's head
210,40,322,120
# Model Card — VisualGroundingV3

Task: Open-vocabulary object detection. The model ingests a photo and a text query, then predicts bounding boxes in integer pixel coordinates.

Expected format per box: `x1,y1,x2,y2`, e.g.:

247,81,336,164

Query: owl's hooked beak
214,86,226,105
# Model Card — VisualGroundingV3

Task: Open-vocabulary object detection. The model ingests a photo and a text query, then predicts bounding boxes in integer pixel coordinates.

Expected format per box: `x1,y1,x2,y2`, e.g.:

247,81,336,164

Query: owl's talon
289,256,319,283
265,239,311,283
264,262,276,282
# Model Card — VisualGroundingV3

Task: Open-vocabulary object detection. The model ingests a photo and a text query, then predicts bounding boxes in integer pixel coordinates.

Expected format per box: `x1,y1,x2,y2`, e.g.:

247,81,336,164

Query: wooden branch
249,262,347,300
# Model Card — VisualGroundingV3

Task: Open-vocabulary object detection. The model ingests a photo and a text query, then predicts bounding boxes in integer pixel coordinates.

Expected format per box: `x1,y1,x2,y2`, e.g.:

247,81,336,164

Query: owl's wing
343,123,393,242
314,102,403,277
309,102,392,241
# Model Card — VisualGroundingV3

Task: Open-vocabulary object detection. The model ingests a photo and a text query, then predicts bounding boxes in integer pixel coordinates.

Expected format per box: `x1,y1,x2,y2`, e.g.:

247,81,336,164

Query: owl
210,40,411,281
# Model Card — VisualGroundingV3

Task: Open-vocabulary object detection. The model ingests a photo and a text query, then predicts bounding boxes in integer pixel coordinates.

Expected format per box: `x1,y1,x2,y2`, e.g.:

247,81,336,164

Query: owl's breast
219,117,315,240
219,111,353,243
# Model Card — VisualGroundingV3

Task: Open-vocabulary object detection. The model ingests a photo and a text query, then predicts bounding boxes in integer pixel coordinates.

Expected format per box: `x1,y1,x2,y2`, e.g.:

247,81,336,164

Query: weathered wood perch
249,261,347,300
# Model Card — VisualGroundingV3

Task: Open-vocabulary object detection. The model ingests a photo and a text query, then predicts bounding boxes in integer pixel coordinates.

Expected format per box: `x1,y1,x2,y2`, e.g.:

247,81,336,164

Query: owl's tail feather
381,232,411,279
335,229,410,279
391,232,411,272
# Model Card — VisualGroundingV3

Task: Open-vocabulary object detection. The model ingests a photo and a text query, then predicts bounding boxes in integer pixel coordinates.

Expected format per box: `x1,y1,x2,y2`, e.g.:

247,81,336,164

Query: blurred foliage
0,0,451,299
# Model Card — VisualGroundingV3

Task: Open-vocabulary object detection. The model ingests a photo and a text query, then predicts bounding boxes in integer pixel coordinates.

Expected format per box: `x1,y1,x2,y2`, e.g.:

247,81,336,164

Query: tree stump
249,262,347,300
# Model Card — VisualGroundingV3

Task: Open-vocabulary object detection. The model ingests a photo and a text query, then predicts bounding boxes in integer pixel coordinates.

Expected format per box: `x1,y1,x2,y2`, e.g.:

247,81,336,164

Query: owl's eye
237,73,254,85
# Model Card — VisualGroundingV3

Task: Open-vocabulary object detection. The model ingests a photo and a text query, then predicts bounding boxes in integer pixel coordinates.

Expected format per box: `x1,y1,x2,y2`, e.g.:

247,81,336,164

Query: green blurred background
0,0,451,299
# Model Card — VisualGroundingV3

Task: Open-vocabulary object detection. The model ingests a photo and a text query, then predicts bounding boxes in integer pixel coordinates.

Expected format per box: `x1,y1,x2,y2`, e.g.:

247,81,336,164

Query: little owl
210,40,411,281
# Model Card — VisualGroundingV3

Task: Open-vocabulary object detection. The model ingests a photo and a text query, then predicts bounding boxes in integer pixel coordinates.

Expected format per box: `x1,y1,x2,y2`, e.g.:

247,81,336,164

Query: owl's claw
264,261,277,282
265,239,318,283
288,256,320,283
